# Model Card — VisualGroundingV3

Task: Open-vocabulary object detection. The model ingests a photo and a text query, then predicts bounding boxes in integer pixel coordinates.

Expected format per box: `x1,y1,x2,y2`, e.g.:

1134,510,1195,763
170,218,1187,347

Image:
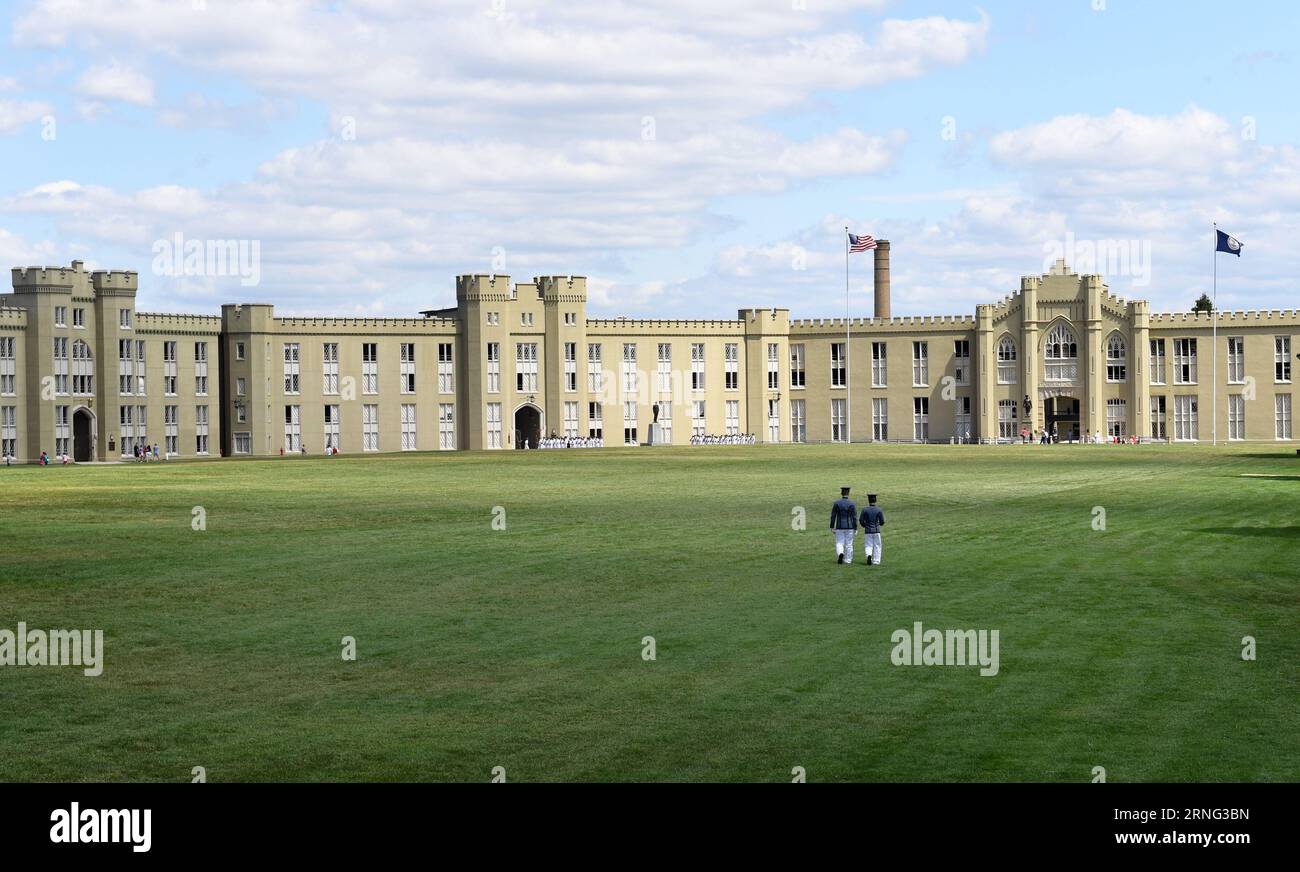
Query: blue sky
1,0,1296,318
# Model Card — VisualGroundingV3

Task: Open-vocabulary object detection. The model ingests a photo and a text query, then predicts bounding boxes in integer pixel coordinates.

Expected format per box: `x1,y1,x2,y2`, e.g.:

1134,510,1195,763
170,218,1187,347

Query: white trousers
863,533,882,565
834,529,855,562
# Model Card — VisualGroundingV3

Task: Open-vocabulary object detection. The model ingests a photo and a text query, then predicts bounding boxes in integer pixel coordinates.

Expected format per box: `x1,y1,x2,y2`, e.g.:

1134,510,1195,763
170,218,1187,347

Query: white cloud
0,99,52,134
74,63,155,106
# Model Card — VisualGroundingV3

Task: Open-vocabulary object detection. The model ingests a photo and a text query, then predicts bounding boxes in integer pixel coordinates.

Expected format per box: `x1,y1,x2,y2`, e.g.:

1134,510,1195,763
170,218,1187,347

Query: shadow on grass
1194,526,1300,538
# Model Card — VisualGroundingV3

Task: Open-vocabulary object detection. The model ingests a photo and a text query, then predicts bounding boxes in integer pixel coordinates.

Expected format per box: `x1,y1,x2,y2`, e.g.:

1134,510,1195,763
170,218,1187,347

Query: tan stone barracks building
1,244,1295,461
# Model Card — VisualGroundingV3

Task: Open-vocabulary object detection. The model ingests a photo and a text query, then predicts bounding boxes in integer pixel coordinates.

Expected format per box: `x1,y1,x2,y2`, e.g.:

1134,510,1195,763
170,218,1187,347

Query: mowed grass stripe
0,443,1297,781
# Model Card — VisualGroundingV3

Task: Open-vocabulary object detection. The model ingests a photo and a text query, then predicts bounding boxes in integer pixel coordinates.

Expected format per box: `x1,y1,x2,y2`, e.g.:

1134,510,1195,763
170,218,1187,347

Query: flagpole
845,226,851,444
1212,222,1218,446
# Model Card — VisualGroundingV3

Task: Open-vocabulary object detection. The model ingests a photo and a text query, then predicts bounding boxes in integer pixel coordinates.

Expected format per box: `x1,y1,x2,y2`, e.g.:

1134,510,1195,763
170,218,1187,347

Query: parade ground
2,443,1297,782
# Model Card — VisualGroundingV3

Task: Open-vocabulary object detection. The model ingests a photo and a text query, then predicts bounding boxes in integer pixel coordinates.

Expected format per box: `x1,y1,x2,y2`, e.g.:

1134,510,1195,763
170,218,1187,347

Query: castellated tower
455,274,513,449
740,306,790,442
540,276,588,439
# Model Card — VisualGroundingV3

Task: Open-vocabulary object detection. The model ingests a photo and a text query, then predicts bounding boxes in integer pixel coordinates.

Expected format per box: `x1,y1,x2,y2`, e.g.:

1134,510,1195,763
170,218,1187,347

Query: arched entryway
1043,396,1080,442
73,407,95,462
513,404,542,449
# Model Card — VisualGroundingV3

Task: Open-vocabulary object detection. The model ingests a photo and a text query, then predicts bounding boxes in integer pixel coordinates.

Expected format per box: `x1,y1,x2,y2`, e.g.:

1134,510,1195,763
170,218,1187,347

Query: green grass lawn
1,443,1297,782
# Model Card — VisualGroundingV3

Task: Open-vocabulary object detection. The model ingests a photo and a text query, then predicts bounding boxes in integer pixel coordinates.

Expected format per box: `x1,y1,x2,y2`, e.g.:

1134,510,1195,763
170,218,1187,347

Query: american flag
848,233,877,252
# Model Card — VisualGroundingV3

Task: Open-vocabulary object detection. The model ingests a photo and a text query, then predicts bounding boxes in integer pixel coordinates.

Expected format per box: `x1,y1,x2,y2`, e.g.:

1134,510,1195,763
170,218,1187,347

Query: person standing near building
830,486,858,565
859,493,886,567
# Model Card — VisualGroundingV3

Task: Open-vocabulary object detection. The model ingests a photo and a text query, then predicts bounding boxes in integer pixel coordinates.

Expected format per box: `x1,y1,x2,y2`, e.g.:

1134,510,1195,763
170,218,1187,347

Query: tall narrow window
913,397,930,442
52,337,69,396
324,404,341,451
194,342,209,396
871,342,887,388
622,343,638,396
486,343,501,393
831,343,846,388
767,343,779,390
1106,335,1127,383
997,336,1017,385
724,343,738,390
283,342,301,395
164,405,179,456
690,344,705,391
0,337,15,396
401,403,418,450
72,340,94,396
163,340,177,396
565,343,578,393
323,343,339,395
872,397,888,442
1106,398,1127,438
438,403,456,449
912,341,928,386
486,402,503,448
362,343,379,394
438,343,454,394
283,404,301,452
831,398,846,442
1228,394,1246,440
789,344,805,388
1173,395,1198,440
1276,336,1293,383
1150,396,1167,440
1173,338,1197,384
1226,337,1244,383
516,343,538,393
362,403,379,451
998,399,1018,441
194,405,208,455
564,401,580,439
587,343,603,393
953,340,970,386
1149,339,1166,385
954,396,971,440
400,343,416,393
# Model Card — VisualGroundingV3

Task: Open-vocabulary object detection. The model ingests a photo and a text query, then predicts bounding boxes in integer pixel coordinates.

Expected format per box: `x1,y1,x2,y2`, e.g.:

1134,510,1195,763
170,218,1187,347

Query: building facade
2,248,1296,461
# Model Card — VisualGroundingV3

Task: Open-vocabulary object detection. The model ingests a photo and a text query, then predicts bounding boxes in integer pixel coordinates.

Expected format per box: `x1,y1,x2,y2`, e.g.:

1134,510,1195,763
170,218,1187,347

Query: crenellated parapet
272,315,460,334
90,270,139,296
789,313,975,334
537,275,587,303
585,317,746,335
136,312,223,335
455,274,513,302
11,265,77,294
0,306,27,329
1148,309,1300,325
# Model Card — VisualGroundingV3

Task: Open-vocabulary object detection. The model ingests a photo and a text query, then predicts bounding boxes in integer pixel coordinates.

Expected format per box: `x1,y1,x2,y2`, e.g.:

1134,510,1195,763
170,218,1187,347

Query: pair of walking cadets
829,486,885,566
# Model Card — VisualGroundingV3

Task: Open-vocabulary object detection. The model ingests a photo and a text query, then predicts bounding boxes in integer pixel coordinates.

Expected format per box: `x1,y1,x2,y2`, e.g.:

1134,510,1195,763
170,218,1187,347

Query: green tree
1192,293,1213,313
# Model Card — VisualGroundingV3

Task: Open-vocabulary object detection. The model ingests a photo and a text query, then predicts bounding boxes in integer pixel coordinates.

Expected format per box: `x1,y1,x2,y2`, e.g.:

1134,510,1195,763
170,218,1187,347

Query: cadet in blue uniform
859,493,885,566
830,486,858,565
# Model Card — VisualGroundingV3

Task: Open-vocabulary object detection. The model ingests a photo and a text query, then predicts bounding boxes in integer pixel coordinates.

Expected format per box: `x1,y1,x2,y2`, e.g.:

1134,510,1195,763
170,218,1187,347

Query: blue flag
1216,229,1243,256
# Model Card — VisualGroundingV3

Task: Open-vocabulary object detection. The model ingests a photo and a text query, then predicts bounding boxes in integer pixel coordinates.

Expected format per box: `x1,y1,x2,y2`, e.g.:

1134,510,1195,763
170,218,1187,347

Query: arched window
1106,334,1127,383
1044,323,1078,382
996,336,1017,384
71,340,94,396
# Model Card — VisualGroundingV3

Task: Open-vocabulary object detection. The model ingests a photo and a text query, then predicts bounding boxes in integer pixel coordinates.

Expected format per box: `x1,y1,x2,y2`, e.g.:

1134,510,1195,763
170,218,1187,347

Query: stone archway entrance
1043,396,1080,442
513,404,542,449
73,407,95,462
